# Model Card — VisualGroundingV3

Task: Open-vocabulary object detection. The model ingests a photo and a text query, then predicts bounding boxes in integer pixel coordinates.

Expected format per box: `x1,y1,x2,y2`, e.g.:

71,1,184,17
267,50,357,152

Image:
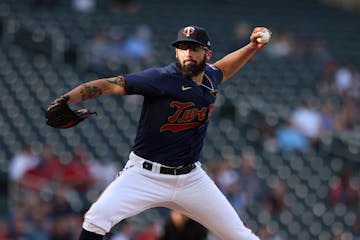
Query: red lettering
178,107,207,123
160,101,215,132
160,122,202,132
178,109,194,123
195,107,207,121
168,101,194,123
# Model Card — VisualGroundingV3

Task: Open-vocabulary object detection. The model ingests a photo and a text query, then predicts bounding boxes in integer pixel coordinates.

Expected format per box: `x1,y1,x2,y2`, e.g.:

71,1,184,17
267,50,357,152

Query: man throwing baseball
46,25,271,240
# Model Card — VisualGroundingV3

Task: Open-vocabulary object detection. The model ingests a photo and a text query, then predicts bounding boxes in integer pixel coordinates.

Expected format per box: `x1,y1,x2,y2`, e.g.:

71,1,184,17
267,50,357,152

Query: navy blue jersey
124,62,223,166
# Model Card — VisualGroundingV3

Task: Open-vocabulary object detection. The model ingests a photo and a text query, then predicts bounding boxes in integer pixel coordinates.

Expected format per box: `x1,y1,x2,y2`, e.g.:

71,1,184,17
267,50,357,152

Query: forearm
64,76,125,105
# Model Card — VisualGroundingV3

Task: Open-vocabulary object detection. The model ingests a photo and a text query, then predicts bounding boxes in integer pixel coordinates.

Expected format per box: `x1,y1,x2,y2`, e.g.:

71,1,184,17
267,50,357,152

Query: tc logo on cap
183,26,195,37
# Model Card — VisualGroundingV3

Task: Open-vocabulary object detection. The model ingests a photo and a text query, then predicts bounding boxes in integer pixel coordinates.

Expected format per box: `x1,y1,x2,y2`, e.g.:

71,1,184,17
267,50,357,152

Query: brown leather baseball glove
46,95,96,128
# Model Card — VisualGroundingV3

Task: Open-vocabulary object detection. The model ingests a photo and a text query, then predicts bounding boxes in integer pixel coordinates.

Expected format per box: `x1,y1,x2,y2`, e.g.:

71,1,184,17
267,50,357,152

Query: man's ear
206,50,212,60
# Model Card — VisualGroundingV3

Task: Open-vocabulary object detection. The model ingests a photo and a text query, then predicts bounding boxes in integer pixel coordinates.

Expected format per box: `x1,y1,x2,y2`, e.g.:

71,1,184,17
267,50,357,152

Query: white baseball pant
83,152,260,240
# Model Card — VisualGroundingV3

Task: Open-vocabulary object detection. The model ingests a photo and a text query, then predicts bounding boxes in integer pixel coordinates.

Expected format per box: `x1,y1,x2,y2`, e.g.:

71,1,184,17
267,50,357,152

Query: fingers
47,95,70,110
250,27,272,49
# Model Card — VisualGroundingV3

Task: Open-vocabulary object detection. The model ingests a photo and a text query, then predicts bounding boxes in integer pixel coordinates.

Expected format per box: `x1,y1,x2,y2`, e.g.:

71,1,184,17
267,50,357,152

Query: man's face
175,43,211,78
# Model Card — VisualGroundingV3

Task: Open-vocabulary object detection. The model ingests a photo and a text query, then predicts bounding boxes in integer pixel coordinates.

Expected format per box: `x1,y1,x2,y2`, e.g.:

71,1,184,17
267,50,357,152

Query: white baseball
257,30,271,43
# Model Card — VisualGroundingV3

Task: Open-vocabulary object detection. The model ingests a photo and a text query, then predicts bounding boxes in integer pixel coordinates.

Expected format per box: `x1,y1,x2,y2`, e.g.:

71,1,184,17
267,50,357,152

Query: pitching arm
214,27,271,82
65,76,126,105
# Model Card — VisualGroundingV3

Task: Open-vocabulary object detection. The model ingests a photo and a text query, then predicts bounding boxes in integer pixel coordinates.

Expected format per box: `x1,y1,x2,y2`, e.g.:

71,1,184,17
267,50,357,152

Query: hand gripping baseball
46,95,96,128
250,27,272,49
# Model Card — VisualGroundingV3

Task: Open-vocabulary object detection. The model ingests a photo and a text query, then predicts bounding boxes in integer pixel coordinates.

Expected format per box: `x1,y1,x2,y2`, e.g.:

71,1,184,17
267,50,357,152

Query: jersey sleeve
207,64,224,85
124,68,165,96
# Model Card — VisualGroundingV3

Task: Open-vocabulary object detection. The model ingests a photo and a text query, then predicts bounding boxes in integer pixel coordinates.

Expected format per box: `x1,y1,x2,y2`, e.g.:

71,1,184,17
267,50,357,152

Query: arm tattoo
106,76,125,87
80,84,103,101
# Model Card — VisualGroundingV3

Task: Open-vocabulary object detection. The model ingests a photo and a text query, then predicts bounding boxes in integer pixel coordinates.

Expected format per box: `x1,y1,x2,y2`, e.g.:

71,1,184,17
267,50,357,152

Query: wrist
62,94,70,101
247,42,259,51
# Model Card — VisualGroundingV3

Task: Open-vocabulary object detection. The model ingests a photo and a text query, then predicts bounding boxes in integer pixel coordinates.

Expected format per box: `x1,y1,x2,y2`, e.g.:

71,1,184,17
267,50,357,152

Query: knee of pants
82,203,116,235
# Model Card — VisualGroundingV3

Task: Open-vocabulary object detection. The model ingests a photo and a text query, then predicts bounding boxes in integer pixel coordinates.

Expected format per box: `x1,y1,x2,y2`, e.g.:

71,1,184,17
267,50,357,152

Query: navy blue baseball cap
172,25,211,49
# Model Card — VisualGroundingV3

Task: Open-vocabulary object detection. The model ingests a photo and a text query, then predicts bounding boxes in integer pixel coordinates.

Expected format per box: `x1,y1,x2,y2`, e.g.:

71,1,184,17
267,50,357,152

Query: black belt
142,161,196,175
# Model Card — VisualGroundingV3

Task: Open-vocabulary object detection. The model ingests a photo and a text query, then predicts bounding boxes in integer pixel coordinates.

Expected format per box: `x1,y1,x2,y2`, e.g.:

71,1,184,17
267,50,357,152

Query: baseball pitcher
46,25,271,240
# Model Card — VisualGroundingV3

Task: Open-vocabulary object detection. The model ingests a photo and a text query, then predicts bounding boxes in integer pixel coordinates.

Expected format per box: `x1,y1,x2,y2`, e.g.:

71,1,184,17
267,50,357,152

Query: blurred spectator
226,181,247,213
309,37,333,67
38,144,65,180
123,25,152,58
72,0,96,13
318,61,359,131
290,100,321,147
87,29,112,76
317,60,338,94
215,159,239,195
237,150,261,203
327,165,358,207
8,209,32,239
49,215,75,240
9,143,39,182
319,100,335,132
208,159,248,212
50,186,76,217
122,24,154,69
160,210,207,240
106,26,127,73
268,29,294,58
276,119,309,151
334,96,359,131
227,21,251,53
110,220,135,240
7,147,106,240
335,64,353,95
334,64,360,99
0,218,10,240
202,161,218,181
49,186,83,239
88,158,118,191
109,0,141,14
27,199,52,240
87,24,154,75
28,213,49,240
136,220,158,240
19,144,65,191
292,35,308,59
260,126,278,152
262,179,288,214
63,148,94,193
349,65,360,99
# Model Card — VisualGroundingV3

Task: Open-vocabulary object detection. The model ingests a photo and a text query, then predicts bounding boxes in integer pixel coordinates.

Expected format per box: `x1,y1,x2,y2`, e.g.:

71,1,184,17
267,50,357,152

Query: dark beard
176,56,207,78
